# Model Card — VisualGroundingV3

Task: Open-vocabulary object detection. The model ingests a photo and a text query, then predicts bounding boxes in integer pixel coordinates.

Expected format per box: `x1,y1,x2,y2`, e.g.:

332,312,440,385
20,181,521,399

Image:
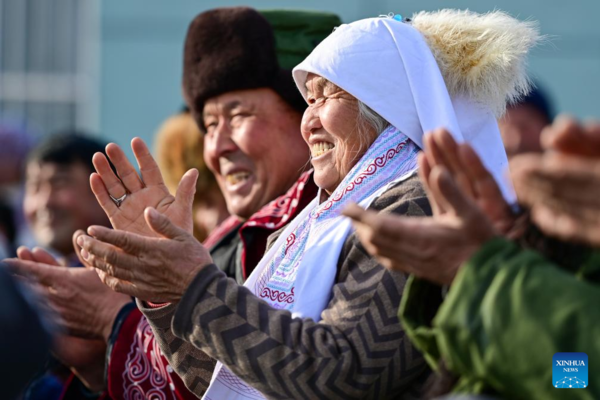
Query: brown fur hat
183,7,307,126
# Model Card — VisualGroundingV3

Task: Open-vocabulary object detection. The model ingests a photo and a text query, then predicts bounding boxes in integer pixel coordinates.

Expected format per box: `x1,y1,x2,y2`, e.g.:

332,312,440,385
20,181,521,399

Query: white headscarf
293,16,518,201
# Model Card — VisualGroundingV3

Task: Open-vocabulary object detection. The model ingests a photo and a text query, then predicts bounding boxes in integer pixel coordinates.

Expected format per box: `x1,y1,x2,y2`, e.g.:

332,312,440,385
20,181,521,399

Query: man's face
201,88,309,219
499,104,549,158
24,161,109,256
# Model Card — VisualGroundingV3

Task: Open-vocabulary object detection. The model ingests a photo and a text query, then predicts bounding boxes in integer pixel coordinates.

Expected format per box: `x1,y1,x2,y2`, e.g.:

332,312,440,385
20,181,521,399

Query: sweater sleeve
136,301,217,398
171,179,436,399
402,237,600,400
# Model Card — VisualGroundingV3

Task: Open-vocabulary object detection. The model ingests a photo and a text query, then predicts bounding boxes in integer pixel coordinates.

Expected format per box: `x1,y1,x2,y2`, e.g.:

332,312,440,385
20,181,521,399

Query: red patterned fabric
108,171,317,399
107,308,197,400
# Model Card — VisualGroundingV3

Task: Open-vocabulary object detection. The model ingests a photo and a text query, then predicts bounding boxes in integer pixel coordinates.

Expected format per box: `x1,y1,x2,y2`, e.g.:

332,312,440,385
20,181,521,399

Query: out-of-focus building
0,0,100,135
1,0,598,152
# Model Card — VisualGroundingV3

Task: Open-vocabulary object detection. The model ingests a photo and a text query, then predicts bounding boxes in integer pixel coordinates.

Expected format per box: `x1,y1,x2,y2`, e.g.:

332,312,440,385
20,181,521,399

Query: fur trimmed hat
182,7,340,126
410,9,541,116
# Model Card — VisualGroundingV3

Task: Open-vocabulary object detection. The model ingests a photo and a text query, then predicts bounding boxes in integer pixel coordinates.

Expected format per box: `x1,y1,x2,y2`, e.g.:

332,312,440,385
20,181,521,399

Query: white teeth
312,142,334,157
226,171,250,185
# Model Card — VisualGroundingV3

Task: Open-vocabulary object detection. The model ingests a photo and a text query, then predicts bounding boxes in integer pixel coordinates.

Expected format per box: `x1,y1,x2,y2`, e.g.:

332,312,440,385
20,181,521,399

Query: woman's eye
308,97,325,106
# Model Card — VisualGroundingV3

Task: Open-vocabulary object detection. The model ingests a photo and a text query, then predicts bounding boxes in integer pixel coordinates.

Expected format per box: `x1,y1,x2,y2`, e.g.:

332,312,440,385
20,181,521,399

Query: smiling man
24,134,111,260
202,88,308,219
19,133,118,400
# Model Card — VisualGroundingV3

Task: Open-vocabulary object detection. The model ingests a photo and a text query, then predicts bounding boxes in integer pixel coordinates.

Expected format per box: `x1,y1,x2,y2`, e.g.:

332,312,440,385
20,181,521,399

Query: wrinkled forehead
304,74,337,93
202,87,278,117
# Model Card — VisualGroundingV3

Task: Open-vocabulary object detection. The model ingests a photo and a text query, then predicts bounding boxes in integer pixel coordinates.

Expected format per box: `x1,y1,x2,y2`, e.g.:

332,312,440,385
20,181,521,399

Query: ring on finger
109,193,127,207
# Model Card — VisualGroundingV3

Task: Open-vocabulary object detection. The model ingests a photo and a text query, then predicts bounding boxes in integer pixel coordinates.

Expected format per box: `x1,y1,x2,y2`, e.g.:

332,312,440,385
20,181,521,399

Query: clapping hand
343,128,506,285
4,247,121,391
89,138,198,237
5,246,131,341
77,207,213,303
511,116,600,245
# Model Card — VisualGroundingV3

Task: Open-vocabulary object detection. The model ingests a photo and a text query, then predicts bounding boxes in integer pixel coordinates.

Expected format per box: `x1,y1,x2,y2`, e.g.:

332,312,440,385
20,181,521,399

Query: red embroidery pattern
259,287,295,303
284,233,296,255
122,318,177,400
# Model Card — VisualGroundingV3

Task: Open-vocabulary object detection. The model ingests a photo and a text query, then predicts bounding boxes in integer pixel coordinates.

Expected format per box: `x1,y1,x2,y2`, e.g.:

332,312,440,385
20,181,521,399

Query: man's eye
230,113,249,124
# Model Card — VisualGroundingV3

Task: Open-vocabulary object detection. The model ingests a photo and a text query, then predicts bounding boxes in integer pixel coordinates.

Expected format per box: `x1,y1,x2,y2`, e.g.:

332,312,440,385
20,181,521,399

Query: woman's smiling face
301,74,378,194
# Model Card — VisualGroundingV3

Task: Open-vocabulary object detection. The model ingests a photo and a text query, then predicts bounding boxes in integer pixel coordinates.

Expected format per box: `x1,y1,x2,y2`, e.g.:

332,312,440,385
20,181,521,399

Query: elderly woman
78,10,536,399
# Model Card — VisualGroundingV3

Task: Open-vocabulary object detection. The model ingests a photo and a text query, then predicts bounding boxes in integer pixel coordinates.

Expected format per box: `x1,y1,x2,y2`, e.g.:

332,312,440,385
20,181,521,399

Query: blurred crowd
0,6,598,400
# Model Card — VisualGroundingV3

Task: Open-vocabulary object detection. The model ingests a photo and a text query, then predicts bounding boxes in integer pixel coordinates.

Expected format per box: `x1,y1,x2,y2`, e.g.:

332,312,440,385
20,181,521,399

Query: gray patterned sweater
139,175,436,399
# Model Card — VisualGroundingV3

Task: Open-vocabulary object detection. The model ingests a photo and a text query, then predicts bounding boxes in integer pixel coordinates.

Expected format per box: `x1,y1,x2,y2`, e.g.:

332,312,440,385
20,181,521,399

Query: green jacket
400,237,600,400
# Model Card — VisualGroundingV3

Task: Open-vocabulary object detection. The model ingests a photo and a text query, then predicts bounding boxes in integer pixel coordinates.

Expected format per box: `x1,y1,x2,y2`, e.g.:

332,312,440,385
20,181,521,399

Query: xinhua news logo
553,353,588,389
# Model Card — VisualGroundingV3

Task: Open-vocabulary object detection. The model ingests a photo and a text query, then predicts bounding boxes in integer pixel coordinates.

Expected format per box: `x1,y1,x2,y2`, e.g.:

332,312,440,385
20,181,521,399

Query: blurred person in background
23,133,113,261
0,201,17,258
11,133,132,400
0,264,53,400
498,84,554,158
7,8,341,400
0,121,37,255
154,108,229,242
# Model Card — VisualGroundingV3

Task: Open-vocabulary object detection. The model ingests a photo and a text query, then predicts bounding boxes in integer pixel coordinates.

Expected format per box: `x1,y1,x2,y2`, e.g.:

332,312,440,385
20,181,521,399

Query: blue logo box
553,353,588,389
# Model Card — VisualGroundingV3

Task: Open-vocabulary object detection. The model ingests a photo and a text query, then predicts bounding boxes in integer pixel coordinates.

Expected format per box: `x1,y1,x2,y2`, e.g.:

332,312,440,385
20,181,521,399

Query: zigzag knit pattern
143,176,436,399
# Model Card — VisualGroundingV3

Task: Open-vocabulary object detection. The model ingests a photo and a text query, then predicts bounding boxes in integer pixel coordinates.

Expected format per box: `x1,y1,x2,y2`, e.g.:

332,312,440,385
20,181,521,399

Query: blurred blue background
1,0,599,155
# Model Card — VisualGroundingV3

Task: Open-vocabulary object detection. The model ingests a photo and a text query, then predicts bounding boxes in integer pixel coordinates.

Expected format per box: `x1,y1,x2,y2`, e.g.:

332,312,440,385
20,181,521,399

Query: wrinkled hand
344,164,498,286
91,138,198,237
5,246,131,341
78,207,213,303
422,128,516,234
512,116,600,245
3,248,113,391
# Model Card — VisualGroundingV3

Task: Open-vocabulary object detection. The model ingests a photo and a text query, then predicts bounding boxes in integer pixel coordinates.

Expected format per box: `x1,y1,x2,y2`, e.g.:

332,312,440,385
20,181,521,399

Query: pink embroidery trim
315,140,407,218
259,287,295,303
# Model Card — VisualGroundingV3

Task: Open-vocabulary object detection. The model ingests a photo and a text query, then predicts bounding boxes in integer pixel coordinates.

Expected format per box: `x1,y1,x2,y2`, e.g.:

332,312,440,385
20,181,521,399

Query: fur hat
182,7,340,127
411,9,541,116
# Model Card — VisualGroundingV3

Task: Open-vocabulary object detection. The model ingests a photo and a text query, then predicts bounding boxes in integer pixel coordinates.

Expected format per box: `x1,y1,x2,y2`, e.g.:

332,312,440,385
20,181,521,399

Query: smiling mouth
225,171,251,186
311,142,335,158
